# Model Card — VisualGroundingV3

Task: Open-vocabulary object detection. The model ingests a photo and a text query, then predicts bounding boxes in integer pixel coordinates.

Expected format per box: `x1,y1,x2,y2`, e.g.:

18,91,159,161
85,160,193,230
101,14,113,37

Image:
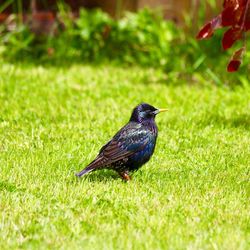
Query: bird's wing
87,123,151,169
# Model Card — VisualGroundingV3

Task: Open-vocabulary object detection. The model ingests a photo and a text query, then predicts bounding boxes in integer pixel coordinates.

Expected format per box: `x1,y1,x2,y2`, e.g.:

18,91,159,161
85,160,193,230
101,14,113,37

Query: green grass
0,63,249,250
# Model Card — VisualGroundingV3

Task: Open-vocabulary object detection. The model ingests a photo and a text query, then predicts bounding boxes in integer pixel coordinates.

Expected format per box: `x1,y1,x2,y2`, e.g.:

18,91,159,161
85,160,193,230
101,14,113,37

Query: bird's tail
75,165,96,177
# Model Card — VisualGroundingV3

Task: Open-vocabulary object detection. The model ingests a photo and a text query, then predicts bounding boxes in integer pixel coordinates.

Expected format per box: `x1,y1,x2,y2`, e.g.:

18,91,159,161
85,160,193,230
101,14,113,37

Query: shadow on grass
4,57,249,87
4,56,137,70
75,170,122,182
0,181,26,193
4,58,171,85
202,114,250,130
228,115,250,129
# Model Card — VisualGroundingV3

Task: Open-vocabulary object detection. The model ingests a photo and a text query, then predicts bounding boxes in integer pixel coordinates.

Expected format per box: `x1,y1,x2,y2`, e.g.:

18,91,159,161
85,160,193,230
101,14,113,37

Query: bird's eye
144,110,151,115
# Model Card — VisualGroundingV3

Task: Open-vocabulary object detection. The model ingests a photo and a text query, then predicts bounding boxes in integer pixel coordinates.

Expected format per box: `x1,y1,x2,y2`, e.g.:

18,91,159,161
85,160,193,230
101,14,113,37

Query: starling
76,103,167,180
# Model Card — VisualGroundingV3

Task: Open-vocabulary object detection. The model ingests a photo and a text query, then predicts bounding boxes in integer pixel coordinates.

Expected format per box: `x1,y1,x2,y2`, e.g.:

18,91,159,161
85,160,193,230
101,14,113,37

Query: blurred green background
0,0,249,85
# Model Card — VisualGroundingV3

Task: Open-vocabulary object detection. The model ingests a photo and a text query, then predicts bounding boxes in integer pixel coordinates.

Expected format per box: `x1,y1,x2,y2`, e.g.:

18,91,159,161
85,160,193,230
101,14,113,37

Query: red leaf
196,15,221,39
243,1,250,29
222,6,244,26
227,60,241,71
222,27,242,49
223,0,246,8
227,47,245,72
196,23,213,39
223,0,235,8
197,0,249,72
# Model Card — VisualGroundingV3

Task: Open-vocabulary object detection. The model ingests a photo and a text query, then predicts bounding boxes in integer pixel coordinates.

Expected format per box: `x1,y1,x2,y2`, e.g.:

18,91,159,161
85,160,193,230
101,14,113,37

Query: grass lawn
0,63,249,249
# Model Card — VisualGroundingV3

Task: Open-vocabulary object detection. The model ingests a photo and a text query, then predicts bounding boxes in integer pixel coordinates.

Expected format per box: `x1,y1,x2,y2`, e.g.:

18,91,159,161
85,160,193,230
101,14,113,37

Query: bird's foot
119,172,132,181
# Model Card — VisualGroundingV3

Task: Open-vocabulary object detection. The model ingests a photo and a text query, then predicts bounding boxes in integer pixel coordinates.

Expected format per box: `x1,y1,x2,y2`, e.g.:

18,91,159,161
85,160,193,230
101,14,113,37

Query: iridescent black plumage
76,103,167,180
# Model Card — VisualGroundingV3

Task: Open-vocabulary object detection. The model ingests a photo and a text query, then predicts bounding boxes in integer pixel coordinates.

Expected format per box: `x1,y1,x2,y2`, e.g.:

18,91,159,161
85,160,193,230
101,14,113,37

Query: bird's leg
119,171,131,181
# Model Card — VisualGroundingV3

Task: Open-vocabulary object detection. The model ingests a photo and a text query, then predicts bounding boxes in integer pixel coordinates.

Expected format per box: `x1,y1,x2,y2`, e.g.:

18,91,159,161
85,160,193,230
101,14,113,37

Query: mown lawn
0,63,249,249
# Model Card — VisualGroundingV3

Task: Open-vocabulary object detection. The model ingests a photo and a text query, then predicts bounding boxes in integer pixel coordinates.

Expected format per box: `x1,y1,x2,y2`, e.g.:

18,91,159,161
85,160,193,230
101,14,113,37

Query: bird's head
129,103,167,123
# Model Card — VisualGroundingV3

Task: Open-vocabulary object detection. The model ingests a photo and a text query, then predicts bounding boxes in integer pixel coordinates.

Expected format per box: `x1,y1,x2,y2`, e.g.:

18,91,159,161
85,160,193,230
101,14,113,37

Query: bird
75,103,167,181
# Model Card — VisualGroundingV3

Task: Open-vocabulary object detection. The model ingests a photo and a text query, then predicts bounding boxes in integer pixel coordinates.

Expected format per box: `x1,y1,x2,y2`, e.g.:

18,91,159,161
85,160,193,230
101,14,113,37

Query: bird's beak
158,108,168,113
153,108,168,115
